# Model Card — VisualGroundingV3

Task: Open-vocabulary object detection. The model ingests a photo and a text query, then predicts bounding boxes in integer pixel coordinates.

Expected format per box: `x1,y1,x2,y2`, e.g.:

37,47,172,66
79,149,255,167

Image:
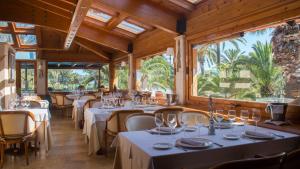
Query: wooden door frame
16,60,37,94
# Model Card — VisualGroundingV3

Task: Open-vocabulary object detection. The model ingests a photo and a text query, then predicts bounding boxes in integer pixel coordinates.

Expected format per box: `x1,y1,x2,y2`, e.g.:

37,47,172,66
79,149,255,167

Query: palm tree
242,41,284,97
139,56,173,92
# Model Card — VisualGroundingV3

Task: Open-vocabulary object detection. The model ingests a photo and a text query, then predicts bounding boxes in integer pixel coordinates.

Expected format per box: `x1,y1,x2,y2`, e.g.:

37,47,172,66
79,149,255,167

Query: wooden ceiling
0,0,201,62
0,0,300,63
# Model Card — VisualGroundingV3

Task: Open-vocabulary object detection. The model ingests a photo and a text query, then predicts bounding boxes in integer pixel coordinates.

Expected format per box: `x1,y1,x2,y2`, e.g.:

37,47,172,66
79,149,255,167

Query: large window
48,69,100,91
191,22,300,103
136,53,174,93
114,62,129,90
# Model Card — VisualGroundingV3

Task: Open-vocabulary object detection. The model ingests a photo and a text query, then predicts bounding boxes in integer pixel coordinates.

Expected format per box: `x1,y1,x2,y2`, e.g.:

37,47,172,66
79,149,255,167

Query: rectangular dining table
83,105,165,155
113,125,300,169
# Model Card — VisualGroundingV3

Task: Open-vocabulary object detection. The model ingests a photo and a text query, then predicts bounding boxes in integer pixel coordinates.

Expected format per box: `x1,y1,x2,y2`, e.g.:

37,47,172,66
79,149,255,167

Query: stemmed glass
167,113,177,138
252,108,261,131
241,110,249,131
228,110,236,133
215,110,224,131
179,114,188,137
196,115,204,137
155,113,164,136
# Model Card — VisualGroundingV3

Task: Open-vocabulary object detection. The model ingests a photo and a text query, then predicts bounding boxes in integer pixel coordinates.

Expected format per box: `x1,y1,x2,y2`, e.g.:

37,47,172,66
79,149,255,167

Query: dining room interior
0,0,300,169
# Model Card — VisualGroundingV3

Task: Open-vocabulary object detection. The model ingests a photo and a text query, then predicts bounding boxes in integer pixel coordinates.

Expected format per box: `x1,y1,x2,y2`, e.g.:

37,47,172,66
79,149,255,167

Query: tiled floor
3,113,114,169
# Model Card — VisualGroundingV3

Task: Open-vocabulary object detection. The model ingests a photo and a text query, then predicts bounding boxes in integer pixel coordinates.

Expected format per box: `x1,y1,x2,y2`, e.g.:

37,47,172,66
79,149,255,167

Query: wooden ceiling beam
18,0,73,19
64,0,93,49
78,22,130,53
93,0,179,34
8,23,21,48
41,51,109,63
38,0,76,12
106,13,128,30
74,37,111,61
168,0,195,11
0,0,130,53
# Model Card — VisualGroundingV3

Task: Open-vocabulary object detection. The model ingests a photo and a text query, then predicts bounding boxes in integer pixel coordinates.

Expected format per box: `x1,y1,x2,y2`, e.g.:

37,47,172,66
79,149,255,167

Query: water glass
167,113,177,137
241,110,249,130
228,110,236,132
215,110,224,130
252,108,261,131
179,114,188,137
155,113,164,136
196,115,204,136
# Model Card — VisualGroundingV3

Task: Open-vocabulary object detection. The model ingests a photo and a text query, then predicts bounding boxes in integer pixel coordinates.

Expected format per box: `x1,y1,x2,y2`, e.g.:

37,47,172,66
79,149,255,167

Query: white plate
232,122,244,126
184,127,197,132
153,143,173,150
223,134,240,140
176,138,213,149
149,128,182,135
242,132,274,140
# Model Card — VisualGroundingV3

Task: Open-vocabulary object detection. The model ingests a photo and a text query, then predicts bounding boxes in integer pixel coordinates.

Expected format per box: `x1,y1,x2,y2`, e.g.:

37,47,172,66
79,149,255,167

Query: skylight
117,21,145,34
186,0,202,4
86,9,112,23
0,21,8,27
0,33,14,44
18,34,37,45
15,23,35,28
15,51,36,60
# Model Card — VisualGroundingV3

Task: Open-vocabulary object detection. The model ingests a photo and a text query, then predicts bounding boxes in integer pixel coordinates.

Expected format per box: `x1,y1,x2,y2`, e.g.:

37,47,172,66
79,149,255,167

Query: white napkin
245,130,273,139
180,138,205,146
157,127,173,132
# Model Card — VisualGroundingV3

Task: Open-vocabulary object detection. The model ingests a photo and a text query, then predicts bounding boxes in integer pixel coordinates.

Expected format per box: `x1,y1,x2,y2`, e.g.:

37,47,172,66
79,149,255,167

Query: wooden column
109,62,115,91
175,35,186,104
128,53,136,91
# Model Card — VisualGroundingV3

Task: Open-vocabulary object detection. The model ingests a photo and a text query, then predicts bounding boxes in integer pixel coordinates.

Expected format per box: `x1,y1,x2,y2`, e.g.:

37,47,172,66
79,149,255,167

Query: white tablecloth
72,99,88,129
83,105,164,155
113,125,300,169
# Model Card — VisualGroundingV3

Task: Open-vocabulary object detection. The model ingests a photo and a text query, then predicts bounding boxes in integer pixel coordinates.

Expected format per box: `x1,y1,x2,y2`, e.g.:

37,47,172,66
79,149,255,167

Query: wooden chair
125,113,156,131
28,100,41,108
180,110,210,126
49,93,57,109
0,111,38,167
55,94,73,117
79,94,96,100
281,148,300,169
80,99,101,128
153,107,184,126
104,110,144,154
209,152,286,169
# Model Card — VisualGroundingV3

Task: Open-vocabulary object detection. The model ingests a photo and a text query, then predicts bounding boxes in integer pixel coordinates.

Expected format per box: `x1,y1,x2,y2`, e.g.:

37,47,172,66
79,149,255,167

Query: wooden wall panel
187,0,300,41
133,29,176,58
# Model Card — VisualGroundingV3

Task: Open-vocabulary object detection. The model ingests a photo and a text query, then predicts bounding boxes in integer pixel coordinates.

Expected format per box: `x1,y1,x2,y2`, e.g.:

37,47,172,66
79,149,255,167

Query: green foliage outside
115,65,129,90
137,55,174,92
196,29,285,101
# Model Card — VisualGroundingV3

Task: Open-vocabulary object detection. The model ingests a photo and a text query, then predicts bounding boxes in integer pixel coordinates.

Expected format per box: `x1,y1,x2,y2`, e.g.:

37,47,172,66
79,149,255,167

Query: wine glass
215,110,224,131
179,114,188,137
228,110,236,132
167,113,177,138
240,110,249,131
155,113,164,136
252,108,261,131
196,115,204,137
21,99,26,108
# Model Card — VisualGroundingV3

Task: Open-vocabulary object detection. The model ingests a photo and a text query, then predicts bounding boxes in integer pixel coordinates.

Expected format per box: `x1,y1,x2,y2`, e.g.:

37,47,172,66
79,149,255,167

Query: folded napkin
157,127,173,132
180,138,206,146
245,130,273,139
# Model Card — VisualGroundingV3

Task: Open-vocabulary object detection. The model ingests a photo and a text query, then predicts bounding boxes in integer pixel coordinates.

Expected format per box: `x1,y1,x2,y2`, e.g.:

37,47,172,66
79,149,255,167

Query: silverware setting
175,145,188,152
271,132,285,138
212,142,224,147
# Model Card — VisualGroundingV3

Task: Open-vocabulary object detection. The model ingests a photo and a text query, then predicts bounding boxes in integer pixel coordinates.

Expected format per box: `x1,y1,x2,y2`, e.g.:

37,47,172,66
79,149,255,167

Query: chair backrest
23,95,42,101
106,110,144,134
282,148,300,169
83,99,101,112
180,111,210,126
0,111,36,139
29,100,41,108
80,95,96,100
55,94,73,106
209,152,286,169
49,93,56,104
154,107,184,126
125,113,156,131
